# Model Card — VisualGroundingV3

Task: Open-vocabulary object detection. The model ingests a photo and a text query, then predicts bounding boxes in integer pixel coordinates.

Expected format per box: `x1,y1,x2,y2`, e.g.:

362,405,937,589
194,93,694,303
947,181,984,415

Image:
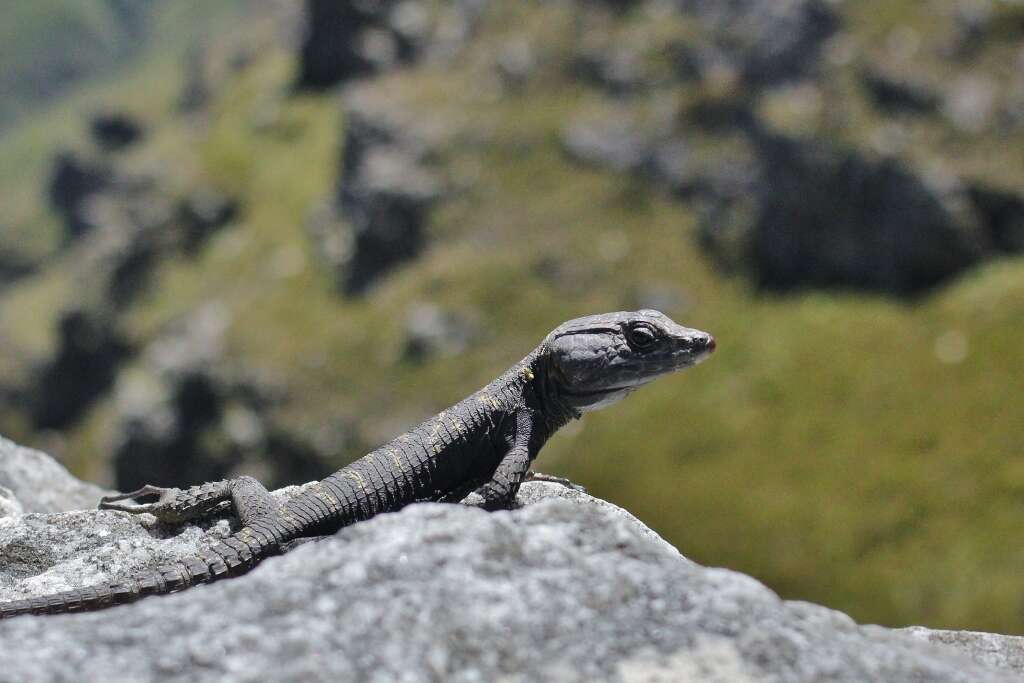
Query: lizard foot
99,485,181,518
526,471,587,493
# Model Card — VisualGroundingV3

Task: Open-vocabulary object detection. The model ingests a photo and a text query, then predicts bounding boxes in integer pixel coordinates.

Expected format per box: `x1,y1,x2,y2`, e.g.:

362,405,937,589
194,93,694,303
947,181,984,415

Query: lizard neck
468,346,578,450
518,346,581,444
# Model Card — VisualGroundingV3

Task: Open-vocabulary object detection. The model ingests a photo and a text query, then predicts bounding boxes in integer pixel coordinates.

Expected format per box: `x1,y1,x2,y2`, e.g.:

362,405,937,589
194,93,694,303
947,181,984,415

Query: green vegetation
1,0,1023,634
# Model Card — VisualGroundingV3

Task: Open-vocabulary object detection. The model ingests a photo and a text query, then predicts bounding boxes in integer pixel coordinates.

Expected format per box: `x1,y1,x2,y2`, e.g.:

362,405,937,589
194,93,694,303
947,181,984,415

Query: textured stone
46,152,112,242
561,108,701,196
0,436,110,514
903,627,1024,676
675,0,839,87
295,0,488,89
700,129,989,295
107,305,335,492
861,66,941,115
0,454,1018,682
311,85,450,296
29,308,131,430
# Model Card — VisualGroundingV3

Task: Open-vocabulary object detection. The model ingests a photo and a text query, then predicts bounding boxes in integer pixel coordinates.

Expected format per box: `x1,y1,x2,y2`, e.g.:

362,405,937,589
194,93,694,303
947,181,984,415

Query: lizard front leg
461,410,535,511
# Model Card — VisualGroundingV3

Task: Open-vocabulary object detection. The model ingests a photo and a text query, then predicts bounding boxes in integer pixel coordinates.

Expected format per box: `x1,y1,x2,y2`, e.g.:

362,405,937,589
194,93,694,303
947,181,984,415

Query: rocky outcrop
22,134,240,431
904,627,1024,676
295,0,488,89
0,436,109,514
0,440,1021,682
861,66,942,116
968,183,1024,253
46,143,239,303
560,106,703,197
717,131,988,295
562,104,1021,295
29,309,131,430
108,305,349,493
89,112,145,153
47,152,113,243
309,85,451,296
553,0,1024,297
675,0,840,88
296,0,400,89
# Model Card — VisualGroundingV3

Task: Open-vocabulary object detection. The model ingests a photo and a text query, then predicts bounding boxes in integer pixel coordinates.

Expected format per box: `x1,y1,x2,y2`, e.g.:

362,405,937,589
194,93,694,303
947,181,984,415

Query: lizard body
0,310,714,618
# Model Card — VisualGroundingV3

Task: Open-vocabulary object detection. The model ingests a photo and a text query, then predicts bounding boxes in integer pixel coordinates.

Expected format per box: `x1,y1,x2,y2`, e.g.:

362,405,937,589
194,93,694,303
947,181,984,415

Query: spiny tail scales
0,530,266,618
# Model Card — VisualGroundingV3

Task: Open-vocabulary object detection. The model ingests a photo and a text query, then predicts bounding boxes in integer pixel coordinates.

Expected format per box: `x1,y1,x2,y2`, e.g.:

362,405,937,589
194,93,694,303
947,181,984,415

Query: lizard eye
627,323,657,350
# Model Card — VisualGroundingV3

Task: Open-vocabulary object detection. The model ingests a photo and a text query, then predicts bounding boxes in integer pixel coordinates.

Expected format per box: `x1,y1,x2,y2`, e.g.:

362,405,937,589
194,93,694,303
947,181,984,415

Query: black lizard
0,310,714,617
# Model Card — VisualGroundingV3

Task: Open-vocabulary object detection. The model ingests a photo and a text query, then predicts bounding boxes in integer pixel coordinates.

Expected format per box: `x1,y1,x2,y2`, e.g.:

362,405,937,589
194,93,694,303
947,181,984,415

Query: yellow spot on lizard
343,470,368,492
387,447,403,470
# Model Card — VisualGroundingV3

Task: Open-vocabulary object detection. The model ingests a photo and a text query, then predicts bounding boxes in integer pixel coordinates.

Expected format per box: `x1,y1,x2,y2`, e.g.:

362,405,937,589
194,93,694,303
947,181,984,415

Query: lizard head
543,309,715,412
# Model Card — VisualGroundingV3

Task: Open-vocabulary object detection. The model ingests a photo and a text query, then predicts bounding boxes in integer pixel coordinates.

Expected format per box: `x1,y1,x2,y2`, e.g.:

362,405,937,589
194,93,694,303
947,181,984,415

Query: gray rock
700,128,990,295
74,186,173,308
0,450,1018,682
561,108,701,195
109,304,232,491
315,85,449,296
0,486,23,518
295,0,486,89
675,0,839,87
944,75,999,134
861,65,941,116
575,45,646,96
561,112,653,173
496,39,537,90
108,305,346,493
903,627,1024,676
968,183,1024,253
295,0,401,89
30,308,131,430
21,153,239,463
0,436,110,514
90,112,145,152
46,151,113,243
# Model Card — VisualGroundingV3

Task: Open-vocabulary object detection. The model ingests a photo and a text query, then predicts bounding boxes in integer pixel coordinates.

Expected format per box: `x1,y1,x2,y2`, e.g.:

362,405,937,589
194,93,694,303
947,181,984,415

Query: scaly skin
0,310,714,618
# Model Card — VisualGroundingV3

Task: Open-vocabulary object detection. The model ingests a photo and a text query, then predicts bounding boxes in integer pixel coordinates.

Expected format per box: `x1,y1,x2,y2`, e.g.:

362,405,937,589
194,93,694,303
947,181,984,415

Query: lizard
0,310,715,618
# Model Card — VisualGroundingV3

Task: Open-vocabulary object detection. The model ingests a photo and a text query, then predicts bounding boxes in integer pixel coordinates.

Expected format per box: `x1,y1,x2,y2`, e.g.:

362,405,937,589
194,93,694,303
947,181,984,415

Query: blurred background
1,0,1023,633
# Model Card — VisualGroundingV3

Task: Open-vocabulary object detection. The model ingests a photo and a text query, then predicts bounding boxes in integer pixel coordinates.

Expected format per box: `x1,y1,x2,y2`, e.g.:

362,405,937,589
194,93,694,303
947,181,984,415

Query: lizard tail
0,531,266,619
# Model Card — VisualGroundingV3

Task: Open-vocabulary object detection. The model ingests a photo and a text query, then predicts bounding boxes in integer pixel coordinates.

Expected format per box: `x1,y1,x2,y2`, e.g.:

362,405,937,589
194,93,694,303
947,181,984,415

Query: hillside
1,0,1023,633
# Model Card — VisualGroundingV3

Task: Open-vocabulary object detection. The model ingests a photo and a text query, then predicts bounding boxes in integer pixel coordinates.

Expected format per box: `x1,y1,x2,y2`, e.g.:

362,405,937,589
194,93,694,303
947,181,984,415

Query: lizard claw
98,485,179,515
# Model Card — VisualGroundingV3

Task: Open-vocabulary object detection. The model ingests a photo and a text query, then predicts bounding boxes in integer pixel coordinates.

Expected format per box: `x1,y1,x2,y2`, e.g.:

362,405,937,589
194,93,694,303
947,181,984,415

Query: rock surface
295,0,487,89
310,84,450,296
903,627,1024,676
0,440,1022,682
0,436,110,514
108,305,342,493
29,308,131,430
738,130,987,295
